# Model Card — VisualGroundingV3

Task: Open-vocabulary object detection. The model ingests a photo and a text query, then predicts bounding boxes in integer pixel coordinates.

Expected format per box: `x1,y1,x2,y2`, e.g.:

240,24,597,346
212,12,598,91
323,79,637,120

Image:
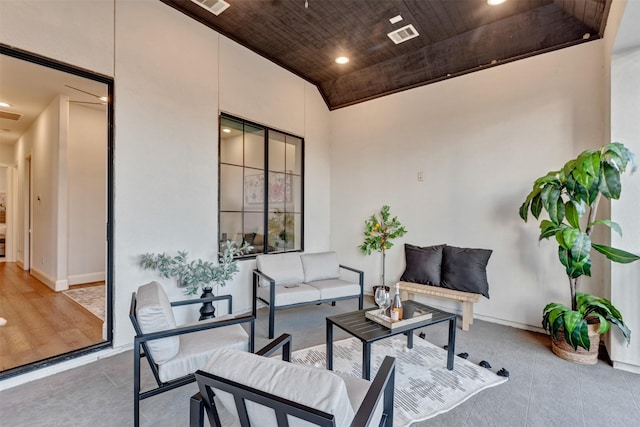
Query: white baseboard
30,267,68,291
612,360,640,374
68,272,105,286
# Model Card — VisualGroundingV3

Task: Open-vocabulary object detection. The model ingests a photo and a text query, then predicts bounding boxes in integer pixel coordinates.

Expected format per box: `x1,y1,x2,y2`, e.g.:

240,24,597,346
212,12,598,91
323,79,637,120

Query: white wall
610,3,640,373
67,104,107,283
330,41,607,331
0,144,14,164
113,0,331,346
16,95,67,290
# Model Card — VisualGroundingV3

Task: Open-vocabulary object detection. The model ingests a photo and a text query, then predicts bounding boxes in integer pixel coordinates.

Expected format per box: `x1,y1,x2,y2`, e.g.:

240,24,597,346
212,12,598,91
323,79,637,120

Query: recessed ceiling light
222,128,231,133
487,0,507,5
389,15,403,24
335,56,350,64
0,101,11,108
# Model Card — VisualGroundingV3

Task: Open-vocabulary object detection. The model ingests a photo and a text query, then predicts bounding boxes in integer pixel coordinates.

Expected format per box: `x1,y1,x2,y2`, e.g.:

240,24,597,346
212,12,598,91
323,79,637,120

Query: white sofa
252,251,364,338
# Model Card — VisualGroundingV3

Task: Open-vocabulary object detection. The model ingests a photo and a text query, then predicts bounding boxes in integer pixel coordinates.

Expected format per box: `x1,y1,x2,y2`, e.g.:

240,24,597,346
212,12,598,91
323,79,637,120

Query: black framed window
219,114,304,256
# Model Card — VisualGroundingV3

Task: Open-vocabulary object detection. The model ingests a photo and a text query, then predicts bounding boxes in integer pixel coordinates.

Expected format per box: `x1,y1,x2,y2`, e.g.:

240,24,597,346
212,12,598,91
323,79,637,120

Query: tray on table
365,305,432,329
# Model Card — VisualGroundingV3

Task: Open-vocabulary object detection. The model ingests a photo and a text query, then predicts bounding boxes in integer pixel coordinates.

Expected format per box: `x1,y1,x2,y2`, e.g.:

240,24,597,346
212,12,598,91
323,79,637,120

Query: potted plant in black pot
519,142,639,364
139,241,251,320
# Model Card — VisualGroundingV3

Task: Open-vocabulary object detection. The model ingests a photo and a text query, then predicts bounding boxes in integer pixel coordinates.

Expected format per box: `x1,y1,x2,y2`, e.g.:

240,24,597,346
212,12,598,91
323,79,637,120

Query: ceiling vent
387,24,419,44
190,0,230,16
0,110,22,121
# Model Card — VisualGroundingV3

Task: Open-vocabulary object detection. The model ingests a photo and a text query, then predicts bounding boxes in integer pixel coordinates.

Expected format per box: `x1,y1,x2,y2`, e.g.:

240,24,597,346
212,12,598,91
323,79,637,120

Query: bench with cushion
398,243,492,331
253,251,364,338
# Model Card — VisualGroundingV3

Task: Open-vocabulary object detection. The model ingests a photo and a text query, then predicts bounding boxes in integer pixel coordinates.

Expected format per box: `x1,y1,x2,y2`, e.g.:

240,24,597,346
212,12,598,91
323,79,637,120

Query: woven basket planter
551,322,600,365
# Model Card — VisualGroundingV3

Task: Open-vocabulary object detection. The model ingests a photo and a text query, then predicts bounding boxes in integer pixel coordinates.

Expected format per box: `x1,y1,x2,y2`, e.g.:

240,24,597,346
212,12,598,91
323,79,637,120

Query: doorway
0,45,113,379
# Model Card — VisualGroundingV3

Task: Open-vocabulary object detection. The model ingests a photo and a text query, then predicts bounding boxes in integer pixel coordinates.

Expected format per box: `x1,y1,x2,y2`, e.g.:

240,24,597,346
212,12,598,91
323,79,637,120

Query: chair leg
331,301,336,306
190,393,204,427
134,343,141,427
269,306,275,339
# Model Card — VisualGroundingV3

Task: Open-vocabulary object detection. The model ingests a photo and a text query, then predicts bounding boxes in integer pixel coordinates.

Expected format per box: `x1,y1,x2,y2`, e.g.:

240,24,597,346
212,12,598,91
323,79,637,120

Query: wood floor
0,262,104,372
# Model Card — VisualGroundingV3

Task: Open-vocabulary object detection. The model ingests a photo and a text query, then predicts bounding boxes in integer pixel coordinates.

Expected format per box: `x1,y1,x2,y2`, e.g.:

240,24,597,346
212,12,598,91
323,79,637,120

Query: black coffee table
326,300,457,380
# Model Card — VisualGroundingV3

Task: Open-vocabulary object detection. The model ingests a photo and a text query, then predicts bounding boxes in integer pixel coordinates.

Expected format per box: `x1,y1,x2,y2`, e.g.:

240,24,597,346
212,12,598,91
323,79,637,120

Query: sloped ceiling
160,0,612,110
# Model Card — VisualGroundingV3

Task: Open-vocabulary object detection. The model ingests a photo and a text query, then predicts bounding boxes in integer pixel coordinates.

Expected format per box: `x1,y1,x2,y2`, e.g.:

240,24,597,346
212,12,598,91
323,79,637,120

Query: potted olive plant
139,241,251,319
519,142,638,363
359,205,407,287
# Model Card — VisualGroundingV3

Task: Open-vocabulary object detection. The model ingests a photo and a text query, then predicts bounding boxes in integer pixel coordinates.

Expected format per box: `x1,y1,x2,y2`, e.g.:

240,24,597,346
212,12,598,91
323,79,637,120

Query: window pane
267,209,294,252
219,164,243,211
244,168,264,212
220,117,244,165
289,175,302,212
285,136,302,175
243,212,264,254
220,212,242,244
268,131,286,172
291,213,302,250
245,125,264,169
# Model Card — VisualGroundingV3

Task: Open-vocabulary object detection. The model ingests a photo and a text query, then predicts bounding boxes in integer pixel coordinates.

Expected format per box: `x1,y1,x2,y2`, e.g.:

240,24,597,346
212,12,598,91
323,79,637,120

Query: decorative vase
199,286,216,320
551,322,600,365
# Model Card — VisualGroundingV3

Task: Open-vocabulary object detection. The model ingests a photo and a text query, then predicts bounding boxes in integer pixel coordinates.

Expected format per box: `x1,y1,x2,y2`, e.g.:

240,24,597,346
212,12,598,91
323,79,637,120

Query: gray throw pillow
441,246,492,298
400,244,445,286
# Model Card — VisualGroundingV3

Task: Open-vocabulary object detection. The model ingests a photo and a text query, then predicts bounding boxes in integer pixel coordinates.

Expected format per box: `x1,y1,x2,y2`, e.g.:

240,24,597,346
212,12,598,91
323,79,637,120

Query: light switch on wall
417,171,424,181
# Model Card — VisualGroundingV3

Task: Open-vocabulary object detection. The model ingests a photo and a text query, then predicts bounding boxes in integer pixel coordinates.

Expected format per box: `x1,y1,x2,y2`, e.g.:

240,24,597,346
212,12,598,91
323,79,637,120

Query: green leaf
570,231,591,265
600,162,622,199
539,220,566,241
541,184,560,213
592,244,640,264
531,194,543,220
572,151,600,190
563,311,591,350
588,219,622,237
564,201,580,229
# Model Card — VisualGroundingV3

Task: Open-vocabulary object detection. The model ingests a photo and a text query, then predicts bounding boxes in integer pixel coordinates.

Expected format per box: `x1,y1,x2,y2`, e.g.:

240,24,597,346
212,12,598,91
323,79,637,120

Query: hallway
0,262,104,373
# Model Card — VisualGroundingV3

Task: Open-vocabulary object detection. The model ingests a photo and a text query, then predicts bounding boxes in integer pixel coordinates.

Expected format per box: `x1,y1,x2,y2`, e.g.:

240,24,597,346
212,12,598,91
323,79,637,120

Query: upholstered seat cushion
204,348,356,427
256,284,321,307
308,278,361,300
135,281,180,364
300,251,341,283
256,253,305,287
158,315,249,382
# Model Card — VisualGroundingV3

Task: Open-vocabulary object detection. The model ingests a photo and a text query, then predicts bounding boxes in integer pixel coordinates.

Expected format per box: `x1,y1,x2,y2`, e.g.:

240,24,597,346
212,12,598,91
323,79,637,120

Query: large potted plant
519,142,638,363
139,241,251,319
359,205,407,287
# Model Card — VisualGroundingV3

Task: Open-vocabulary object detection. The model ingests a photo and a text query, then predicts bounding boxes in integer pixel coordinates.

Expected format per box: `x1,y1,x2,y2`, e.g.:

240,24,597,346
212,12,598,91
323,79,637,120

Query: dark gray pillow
441,246,492,298
400,244,445,286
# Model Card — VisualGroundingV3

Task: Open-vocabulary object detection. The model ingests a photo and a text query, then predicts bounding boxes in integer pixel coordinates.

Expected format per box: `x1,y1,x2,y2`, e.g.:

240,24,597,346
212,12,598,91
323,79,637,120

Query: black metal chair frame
190,334,395,427
129,291,255,427
253,265,364,338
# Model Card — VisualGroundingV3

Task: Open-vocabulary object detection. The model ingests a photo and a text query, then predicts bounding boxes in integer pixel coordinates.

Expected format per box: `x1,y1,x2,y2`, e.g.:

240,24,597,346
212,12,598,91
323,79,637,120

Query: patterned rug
62,285,105,321
291,335,508,426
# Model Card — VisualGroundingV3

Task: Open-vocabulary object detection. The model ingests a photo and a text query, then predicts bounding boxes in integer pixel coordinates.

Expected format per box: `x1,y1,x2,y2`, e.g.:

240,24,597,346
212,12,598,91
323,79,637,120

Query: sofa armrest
340,264,364,293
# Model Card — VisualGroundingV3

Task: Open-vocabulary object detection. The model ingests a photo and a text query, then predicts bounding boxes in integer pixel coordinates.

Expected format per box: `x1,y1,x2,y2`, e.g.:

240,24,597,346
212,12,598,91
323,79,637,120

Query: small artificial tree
519,142,638,351
359,205,407,286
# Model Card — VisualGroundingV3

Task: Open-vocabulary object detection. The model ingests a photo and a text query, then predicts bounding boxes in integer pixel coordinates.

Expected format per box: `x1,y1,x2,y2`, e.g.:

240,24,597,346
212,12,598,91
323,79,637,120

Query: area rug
62,285,105,321
291,335,508,427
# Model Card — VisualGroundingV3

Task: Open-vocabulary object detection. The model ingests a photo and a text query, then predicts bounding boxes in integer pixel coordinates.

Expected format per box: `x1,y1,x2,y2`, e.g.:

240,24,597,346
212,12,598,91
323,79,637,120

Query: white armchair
190,334,395,427
129,281,255,427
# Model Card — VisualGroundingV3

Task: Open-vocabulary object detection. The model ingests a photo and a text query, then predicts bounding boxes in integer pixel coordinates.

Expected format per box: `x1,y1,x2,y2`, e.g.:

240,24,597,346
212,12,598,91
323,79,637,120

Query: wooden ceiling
160,0,611,110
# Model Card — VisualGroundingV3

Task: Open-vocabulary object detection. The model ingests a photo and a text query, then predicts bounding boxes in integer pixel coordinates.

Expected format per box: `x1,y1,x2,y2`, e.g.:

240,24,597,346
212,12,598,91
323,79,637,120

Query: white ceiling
0,54,108,146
